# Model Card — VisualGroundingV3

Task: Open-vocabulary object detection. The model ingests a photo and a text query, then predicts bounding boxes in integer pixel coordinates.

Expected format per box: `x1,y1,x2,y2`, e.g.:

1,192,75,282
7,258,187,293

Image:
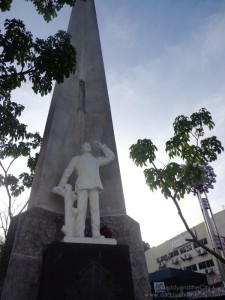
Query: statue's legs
88,188,100,237
64,184,77,236
77,190,88,237
76,188,100,237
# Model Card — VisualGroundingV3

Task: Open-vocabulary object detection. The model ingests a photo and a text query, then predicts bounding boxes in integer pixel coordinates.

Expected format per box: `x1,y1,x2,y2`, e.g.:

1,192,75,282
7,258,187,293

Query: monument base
38,242,135,299
63,236,117,245
0,207,152,300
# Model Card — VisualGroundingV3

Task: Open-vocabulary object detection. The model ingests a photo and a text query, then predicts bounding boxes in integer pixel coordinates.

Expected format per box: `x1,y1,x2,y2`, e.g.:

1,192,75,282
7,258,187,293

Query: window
198,259,214,270
161,255,168,261
185,264,197,272
168,250,179,259
179,243,192,254
156,254,168,263
193,238,208,248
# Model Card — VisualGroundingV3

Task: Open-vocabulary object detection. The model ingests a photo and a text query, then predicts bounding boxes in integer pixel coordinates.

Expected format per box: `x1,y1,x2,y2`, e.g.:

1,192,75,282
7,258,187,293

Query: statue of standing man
56,141,115,238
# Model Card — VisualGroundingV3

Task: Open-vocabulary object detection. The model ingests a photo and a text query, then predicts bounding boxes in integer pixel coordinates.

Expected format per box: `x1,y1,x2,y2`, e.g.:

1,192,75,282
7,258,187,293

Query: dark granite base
38,242,135,300
0,207,152,300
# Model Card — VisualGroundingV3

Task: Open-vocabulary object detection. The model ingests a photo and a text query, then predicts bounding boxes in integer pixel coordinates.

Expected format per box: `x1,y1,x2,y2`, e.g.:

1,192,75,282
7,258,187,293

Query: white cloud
99,3,140,47
105,4,225,246
200,11,225,65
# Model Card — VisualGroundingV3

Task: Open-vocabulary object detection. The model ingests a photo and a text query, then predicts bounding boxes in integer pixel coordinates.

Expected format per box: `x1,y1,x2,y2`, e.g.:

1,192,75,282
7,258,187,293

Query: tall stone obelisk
0,1,151,299
28,0,126,217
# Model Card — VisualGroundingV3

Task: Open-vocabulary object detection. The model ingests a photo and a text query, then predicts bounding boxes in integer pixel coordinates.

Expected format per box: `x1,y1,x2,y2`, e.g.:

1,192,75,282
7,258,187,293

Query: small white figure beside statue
52,141,115,239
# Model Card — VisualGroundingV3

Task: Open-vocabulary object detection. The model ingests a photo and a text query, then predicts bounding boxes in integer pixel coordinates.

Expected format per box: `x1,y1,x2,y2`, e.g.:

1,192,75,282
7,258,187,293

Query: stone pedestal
38,242,135,299
63,236,117,245
0,207,152,300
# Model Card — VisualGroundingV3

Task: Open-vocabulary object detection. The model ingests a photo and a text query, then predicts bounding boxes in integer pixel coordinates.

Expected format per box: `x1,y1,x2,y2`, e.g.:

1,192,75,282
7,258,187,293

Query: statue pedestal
63,236,117,245
0,207,152,300
38,242,135,300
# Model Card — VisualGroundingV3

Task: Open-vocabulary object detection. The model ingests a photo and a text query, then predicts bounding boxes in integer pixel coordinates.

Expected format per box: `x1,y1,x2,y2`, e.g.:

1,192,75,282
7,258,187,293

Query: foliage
130,108,223,200
0,18,76,96
143,241,150,252
0,0,76,22
130,108,225,264
0,0,77,96
0,93,41,238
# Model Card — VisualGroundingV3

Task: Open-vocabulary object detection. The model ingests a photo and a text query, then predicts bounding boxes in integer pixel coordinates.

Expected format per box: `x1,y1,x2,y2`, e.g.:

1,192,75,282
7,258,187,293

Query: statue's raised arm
95,140,115,167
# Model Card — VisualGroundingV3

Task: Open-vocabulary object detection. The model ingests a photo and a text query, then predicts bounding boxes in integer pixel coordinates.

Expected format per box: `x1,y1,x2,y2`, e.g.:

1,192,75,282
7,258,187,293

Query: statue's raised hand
95,141,103,149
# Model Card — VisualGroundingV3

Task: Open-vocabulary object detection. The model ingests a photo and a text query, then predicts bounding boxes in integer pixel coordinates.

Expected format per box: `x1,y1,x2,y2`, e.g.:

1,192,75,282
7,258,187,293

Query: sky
1,0,225,246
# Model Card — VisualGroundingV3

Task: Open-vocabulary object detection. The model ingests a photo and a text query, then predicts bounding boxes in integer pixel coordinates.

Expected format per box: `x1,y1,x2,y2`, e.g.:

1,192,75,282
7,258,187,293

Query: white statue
53,141,115,238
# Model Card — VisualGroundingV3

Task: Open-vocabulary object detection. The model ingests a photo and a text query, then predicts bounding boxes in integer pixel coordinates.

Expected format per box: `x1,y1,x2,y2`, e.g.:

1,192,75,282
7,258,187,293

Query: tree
0,93,41,239
0,0,77,237
143,241,150,252
130,108,225,264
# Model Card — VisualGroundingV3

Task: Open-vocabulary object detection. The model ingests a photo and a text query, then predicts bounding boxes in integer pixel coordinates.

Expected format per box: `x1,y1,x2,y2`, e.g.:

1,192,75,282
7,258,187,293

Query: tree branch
18,200,28,215
0,66,35,80
0,161,13,220
6,157,18,173
0,213,7,240
151,161,225,264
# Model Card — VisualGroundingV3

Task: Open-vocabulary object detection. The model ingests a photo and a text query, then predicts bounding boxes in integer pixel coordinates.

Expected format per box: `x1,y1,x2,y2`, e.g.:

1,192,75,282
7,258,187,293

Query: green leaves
130,139,157,167
173,108,215,137
200,136,224,163
0,94,42,159
190,108,215,130
130,108,223,201
0,93,42,207
0,19,76,96
32,31,76,95
0,95,26,144
25,0,76,22
5,174,25,197
166,108,222,164
0,0,12,11
19,172,35,189
143,163,201,200
0,1,76,22
1,19,33,63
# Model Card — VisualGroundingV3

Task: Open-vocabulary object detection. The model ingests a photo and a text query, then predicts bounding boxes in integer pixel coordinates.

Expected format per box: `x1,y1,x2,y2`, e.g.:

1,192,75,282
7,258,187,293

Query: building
145,209,225,286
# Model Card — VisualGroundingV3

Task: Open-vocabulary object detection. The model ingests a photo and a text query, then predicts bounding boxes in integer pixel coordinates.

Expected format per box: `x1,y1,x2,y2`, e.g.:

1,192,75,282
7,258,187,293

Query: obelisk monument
28,0,126,218
0,1,152,299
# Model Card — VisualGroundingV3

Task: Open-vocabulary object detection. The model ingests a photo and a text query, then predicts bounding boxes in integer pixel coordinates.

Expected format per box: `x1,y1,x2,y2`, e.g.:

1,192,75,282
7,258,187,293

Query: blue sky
1,0,225,246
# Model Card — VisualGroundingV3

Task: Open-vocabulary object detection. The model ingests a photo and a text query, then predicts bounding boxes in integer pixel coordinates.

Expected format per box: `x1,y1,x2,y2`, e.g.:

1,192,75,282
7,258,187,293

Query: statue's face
81,142,91,153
